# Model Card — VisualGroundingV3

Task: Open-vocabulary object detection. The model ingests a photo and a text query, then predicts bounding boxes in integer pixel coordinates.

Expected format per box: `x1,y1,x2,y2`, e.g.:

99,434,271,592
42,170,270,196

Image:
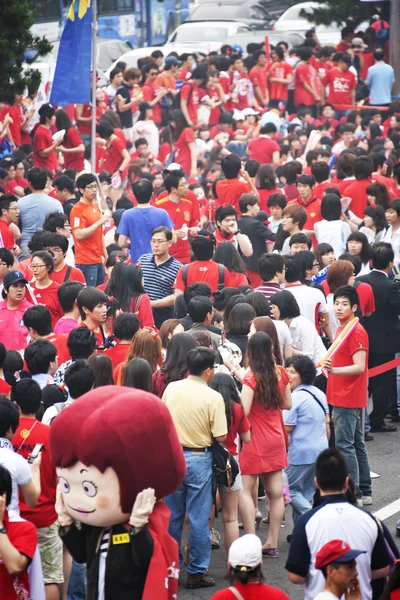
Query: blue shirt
283,384,328,465
366,61,395,105
117,206,174,262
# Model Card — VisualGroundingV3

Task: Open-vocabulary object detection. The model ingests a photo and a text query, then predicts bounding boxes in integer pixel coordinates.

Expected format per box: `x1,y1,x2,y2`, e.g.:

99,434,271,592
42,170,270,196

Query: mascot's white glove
129,488,156,529
56,484,74,527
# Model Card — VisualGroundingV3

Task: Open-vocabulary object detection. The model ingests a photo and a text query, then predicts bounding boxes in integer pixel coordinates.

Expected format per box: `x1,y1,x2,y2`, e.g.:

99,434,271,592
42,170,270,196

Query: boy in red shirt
294,47,320,117
154,169,200,263
142,64,168,126
288,174,322,234
23,304,71,365
180,68,208,126
215,154,258,213
12,378,62,598
267,46,293,109
322,53,356,117
43,232,85,285
324,285,371,501
77,287,108,348
0,465,39,600
344,156,374,218
33,103,62,173
0,194,18,252
249,49,269,108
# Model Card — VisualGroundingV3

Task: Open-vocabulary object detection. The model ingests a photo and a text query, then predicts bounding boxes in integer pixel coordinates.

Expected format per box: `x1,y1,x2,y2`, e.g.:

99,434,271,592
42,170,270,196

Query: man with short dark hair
256,253,285,300
286,448,390,600
44,232,85,285
383,200,400,264
54,280,85,334
53,326,97,385
215,153,258,212
142,63,168,128
215,205,253,257
366,48,395,108
53,175,78,219
0,194,19,252
33,103,62,171
77,287,107,347
104,313,140,368
162,347,227,590
289,232,312,254
288,174,322,234
186,295,221,349
139,226,182,328
117,178,174,262
344,156,374,219
116,67,143,141
23,304,70,365
249,49,269,107
24,339,58,389
246,124,280,166
358,243,400,431
322,53,356,117
180,68,208,127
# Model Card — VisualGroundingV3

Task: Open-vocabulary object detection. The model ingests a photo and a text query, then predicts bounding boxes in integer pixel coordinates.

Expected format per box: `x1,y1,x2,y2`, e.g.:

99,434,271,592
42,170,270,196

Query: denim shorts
219,456,243,492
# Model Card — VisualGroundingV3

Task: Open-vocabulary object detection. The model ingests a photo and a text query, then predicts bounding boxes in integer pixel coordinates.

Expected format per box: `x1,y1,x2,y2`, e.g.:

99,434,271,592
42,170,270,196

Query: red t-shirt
4,104,23,147
129,294,155,329
215,179,252,213
180,83,201,124
103,343,130,369
322,67,356,106
33,125,58,172
294,63,318,106
12,418,58,528
0,219,15,250
288,196,322,230
50,263,86,285
64,127,84,171
224,401,251,456
258,188,284,213
102,136,126,175
30,281,63,330
154,195,199,263
77,103,91,135
80,321,105,347
0,514,37,600
211,583,289,600
207,85,223,126
248,65,269,102
143,82,162,124
247,136,280,165
174,127,195,176
43,333,71,365
313,181,332,200
0,378,11,397
268,61,292,101
227,271,249,288
355,281,375,316
345,178,373,218
174,261,230,293
327,322,369,408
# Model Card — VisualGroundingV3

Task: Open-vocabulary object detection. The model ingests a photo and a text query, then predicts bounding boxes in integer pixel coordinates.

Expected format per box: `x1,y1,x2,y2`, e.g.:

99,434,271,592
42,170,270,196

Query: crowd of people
0,10,400,600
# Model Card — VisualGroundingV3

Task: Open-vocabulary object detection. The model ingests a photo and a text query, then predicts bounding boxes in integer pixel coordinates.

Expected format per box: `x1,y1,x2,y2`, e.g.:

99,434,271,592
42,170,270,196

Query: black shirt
116,83,133,129
237,215,275,272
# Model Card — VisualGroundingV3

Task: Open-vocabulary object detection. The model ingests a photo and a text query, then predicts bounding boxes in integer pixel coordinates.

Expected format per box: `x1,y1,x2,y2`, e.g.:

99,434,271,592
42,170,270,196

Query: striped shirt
254,282,282,302
139,253,182,301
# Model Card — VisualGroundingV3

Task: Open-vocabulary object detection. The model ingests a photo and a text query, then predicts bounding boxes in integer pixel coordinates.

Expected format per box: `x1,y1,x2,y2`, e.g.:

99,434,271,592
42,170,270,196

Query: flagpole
90,0,97,173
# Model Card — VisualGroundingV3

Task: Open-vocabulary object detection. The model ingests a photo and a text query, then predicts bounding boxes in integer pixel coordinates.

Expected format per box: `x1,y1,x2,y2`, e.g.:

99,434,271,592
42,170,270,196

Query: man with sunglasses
70,173,109,287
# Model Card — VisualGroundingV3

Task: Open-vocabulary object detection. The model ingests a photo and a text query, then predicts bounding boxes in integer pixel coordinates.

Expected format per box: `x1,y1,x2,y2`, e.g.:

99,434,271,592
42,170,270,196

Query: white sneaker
362,496,373,506
356,498,364,507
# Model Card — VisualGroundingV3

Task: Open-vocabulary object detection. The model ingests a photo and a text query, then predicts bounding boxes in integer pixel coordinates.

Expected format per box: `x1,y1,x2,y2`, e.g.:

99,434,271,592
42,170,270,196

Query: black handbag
211,441,239,490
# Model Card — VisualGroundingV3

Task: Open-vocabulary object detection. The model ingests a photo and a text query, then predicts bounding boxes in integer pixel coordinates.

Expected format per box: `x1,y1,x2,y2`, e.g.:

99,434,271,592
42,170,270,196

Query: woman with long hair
88,354,114,387
132,101,159,156
105,262,154,329
257,164,282,213
158,318,184,351
213,241,248,288
240,332,292,557
249,316,284,365
152,333,196,397
225,303,257,362
115,330,162,383
346,231,371,276
122,357,153,392
169,108,197,178
55,108,85,172
208,373,251,562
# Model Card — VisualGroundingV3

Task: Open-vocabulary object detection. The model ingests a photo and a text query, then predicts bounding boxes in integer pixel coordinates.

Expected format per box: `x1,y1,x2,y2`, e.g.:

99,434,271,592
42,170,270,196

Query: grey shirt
18,192,63,246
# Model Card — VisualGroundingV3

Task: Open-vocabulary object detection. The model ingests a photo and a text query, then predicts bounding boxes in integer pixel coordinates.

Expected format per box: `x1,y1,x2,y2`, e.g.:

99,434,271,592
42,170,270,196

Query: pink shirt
54,317,79,335
0,299,32,351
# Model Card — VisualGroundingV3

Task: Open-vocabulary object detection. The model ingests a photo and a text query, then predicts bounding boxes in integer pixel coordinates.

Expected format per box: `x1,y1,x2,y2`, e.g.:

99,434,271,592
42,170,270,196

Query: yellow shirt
162,375,228,448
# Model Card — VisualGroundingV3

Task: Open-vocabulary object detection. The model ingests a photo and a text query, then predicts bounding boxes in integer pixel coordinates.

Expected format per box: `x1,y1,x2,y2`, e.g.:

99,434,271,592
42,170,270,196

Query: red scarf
143,501,179,600
215,228,235,246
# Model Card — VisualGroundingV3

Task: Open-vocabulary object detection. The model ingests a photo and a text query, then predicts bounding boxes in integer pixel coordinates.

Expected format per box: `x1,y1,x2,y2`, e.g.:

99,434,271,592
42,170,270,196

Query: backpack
172,82,193,110
63,265,72,283
376,21,389,46
182,263,225,292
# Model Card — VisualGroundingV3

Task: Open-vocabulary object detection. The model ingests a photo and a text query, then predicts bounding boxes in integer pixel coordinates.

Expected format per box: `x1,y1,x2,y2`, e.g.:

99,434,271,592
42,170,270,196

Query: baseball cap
3,270,28,288
165,56,182,67
166,163,182,171
351,37,367,49
38,103,56,117
242,108,258,117
228,534,262,569
315,540,366,570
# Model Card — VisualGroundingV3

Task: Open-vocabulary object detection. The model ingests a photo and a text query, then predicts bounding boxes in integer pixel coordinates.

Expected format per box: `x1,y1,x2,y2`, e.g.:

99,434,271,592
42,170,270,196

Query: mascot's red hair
49,386,186,600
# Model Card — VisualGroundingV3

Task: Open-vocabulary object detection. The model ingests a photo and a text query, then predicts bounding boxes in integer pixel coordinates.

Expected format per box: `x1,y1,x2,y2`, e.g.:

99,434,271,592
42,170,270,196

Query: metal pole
90,0,97,174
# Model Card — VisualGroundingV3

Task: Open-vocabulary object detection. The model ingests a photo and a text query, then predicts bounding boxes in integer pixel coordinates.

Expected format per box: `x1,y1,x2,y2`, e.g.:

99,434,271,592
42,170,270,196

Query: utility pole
390,0,400,96
91,0,97,173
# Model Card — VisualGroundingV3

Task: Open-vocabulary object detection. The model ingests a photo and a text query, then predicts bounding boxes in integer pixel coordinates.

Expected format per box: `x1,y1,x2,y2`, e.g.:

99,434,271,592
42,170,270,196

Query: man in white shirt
383,200,400,264
284,255,333,341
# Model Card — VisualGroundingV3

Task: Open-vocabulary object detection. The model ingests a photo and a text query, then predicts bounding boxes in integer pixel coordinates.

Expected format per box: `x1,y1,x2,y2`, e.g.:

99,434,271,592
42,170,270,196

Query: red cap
315,540,366,570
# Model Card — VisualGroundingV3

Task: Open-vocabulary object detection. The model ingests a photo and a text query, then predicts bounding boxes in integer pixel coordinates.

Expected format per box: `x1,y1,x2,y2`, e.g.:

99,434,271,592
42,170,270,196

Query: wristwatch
234,229,241,236
0,525,6,534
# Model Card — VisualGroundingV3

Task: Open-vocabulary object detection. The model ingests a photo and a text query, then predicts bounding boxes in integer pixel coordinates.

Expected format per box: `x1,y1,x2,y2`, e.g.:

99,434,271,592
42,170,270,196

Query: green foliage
0,0,52,104
300,0,389,28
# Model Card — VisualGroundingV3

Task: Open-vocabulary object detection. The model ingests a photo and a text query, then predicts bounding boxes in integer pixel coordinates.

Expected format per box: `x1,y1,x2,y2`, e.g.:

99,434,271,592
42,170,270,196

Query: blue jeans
165,450,213,575
286,463,316,523
76,263,105,287
67,560,86,600
333,407,372,497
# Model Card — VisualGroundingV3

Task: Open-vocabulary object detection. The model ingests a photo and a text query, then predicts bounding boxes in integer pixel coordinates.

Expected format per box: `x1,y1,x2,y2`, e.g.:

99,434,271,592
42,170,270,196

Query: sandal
262,547,279,558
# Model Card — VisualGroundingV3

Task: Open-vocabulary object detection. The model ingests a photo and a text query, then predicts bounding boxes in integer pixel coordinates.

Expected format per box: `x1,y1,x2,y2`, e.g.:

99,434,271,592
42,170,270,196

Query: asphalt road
179,428,400,599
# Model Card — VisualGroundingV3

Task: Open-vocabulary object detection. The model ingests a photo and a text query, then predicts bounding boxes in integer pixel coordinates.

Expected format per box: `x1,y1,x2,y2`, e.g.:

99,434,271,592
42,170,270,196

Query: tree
0,0,51,104
300,0,389,28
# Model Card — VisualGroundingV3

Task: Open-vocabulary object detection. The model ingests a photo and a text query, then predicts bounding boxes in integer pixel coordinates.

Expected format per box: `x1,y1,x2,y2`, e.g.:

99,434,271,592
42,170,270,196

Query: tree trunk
390,0,400,96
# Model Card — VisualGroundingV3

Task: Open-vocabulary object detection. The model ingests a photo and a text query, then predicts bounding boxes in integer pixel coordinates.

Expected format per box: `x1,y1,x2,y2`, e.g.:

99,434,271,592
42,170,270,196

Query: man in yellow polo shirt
162,347,227,591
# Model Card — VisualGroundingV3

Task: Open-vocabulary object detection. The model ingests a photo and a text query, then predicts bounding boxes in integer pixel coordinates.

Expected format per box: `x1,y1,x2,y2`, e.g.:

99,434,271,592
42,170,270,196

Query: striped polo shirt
139,253,182,301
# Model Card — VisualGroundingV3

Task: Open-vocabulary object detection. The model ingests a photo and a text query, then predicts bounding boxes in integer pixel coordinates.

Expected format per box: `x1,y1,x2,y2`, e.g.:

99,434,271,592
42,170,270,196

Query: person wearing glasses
70,173,109,287
29,251,63,330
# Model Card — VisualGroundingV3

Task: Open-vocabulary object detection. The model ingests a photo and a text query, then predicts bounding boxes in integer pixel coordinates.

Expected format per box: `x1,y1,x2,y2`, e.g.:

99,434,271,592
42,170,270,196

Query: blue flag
50,0,92,106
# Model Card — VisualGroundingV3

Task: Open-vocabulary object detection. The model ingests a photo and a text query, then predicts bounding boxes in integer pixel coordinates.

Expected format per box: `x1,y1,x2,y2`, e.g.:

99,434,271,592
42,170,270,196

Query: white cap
228,534,262,569
166,163,182,171
232,109,244,121
242,107,258,117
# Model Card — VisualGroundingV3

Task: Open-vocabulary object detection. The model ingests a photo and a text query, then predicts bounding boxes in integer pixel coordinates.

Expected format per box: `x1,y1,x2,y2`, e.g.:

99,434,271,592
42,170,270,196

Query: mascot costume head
49,386,186,600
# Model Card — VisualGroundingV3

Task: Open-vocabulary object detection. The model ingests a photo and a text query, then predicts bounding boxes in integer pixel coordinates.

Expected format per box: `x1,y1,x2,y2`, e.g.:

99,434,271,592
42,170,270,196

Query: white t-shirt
285,284,327,327
314,219,351,258
0,438,32,517
314,592,339,600
274,319,293,362
289,316,326,367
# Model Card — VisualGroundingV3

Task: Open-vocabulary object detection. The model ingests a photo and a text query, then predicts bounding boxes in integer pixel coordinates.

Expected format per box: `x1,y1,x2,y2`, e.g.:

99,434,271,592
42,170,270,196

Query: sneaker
185,574,215,589
211,528,221,549
356,498,363,507
262,547,279,558
362,496,373,506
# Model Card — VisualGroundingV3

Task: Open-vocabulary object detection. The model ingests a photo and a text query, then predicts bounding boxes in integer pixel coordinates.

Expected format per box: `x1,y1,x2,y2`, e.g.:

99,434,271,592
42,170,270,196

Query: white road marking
373,498,400,521
370,471,380,479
